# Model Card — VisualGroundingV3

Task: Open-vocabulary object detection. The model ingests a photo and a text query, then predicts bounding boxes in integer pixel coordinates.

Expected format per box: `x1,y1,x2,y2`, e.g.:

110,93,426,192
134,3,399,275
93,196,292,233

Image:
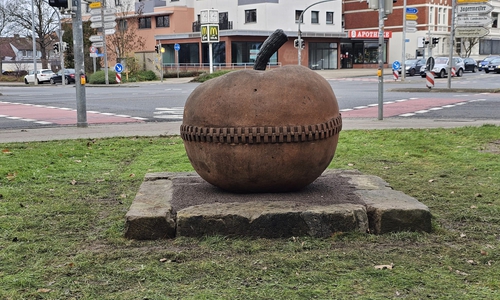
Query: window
139,17,151,29
311,11,319,24
119,19,127,31
245,9,257,23
115,0,121,6
156,15,170,28
326,12,333,24
295,10,303,23
231,41,278,65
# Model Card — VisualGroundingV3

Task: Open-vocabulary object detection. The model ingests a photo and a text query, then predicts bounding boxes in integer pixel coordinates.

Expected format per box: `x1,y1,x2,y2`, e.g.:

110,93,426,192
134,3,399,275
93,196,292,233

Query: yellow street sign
89,2,102,9
457,0,488,3
405,14,418,21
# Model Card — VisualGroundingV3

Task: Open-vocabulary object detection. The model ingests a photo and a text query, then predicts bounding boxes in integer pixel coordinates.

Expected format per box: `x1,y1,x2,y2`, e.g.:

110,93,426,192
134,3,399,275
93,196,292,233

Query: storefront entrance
309,42,338,70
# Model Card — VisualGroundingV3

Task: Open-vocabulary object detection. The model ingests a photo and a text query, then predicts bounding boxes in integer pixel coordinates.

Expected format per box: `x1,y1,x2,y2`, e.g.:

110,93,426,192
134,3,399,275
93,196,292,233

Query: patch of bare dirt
480,140,500,154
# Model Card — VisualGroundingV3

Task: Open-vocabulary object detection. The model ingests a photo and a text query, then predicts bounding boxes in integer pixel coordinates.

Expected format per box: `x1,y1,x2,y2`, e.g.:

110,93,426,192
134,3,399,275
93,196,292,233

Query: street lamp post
297,0,335,65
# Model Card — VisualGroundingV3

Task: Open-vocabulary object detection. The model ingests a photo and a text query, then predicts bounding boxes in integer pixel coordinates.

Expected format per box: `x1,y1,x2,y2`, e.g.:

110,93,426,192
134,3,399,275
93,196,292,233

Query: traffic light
154,45,159,53
53,42,59,54
432,37,440,45
294,39,305,49
48,0,68,8
368,0,397,14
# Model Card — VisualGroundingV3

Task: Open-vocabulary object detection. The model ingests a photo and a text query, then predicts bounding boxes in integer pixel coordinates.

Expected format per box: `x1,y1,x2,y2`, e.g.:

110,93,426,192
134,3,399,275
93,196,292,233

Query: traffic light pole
297,0,335,65
72,0,87,127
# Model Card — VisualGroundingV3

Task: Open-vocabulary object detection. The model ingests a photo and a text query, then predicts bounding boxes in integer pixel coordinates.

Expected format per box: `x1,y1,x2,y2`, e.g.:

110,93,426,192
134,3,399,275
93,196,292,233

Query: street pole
31,0,38,85
447,0,456,89
72,0,87,127
377,0,385,120
101,0,109,85
297,0,335,65
401,0,407,81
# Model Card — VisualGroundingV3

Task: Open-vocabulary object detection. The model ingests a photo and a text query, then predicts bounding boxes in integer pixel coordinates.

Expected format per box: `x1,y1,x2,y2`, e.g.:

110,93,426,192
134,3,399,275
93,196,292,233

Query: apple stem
253,29,288,71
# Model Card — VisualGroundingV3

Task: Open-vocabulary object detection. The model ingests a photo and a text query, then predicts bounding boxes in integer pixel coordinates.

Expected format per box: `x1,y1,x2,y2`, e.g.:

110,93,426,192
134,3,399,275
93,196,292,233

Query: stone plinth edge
124,170,431,239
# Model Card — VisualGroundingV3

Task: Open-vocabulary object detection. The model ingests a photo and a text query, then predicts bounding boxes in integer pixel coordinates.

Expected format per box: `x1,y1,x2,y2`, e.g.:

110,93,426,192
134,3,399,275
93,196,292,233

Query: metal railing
192,21,233,32
161,62,282,73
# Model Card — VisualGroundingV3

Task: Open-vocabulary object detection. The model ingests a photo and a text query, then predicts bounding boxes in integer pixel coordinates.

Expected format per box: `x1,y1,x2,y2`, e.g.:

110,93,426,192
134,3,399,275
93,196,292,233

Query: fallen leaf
466,260,476,265
159,258,168,263
120,194,127,198
70,179,77,185
428,179,435,183
347,163,354,167
2,149,12,153
455,270,469,276
475,193,482,198
74,160,82,163
37,288,51,293
470,205,478,209
460,233,467,238
96,179,105,182
481,250,488,256
129,173,135,177
374,263,394,270
6,172,17,181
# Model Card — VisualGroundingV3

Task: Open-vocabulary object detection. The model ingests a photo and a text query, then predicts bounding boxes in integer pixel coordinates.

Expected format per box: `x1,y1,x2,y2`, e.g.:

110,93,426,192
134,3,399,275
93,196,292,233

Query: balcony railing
192,21,233,32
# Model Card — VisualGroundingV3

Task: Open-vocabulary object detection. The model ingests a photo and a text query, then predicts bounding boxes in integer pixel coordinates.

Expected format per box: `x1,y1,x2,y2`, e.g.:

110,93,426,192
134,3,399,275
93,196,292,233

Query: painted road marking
154,107,184,120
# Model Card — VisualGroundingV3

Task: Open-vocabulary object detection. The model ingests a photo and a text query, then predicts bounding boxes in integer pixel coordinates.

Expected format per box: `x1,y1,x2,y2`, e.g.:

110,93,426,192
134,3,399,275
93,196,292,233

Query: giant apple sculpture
180,30,342,193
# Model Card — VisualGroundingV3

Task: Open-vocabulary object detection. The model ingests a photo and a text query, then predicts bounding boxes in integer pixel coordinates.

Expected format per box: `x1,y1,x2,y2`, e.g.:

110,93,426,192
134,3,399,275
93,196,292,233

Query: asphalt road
1,70,499,130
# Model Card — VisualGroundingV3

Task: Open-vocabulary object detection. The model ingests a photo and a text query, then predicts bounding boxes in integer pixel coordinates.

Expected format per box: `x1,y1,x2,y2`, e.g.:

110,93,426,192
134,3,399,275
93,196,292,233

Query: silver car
420,57,465,78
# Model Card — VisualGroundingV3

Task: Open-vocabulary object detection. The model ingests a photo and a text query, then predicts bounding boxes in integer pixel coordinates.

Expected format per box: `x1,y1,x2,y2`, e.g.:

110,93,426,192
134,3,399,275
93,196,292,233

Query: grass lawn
1,125,499,299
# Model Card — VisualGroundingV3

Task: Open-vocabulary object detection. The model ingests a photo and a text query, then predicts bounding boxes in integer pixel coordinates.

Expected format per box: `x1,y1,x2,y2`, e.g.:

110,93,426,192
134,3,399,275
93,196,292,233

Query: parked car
420,57,465,78
478,56,499,72
399,58,426,76
24,69,55,84
50,68,77,85
463,57,478,73
484,57,500,74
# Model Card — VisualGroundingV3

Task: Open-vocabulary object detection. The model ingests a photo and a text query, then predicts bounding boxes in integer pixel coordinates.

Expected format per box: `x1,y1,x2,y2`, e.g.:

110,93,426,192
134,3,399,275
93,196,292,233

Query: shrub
88,70,117,84
136,70,157,81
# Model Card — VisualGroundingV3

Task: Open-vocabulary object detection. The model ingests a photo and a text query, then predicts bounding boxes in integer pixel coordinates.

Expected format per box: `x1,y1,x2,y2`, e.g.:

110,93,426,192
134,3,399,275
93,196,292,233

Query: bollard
393,69,398,81
426,71,434,89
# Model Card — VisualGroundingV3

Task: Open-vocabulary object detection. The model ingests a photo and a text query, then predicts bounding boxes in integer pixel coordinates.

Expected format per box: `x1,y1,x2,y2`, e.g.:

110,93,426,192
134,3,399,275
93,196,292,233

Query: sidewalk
1,68,499,143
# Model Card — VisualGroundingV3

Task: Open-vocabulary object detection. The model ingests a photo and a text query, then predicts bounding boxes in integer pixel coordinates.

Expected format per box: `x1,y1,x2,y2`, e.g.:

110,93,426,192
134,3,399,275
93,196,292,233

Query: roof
0,36,36,59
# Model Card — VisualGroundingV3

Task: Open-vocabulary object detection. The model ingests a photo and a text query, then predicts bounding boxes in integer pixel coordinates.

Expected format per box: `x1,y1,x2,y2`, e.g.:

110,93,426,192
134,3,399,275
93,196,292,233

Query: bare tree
0,1,13,36
105,1,145,70
456,37,479,58
6,0,60,69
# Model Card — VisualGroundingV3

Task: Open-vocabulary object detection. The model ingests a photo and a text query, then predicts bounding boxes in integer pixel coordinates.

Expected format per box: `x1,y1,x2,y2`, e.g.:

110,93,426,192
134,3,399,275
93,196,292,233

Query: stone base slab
124,170,431,239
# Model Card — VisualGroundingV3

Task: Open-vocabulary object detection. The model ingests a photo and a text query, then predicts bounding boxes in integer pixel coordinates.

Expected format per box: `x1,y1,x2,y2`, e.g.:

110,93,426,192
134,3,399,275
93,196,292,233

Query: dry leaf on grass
37,288,51,293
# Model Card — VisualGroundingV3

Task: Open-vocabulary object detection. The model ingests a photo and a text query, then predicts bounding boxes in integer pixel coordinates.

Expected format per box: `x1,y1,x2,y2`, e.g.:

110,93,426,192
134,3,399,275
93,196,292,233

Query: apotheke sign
348,30,392,39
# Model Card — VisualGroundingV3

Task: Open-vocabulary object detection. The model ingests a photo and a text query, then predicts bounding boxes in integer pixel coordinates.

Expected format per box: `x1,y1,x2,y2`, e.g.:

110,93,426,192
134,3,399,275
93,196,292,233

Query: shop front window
351,41,387,64
231,41,277,65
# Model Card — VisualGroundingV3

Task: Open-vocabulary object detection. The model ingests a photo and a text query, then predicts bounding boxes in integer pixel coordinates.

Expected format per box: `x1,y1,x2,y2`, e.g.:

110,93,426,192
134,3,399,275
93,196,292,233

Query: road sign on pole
455,26,489,37
457,3,493,15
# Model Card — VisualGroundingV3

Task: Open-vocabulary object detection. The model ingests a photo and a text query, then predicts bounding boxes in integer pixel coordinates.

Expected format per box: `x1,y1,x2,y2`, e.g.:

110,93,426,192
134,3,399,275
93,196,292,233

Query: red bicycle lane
340,97,471,118
0,101,145,125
